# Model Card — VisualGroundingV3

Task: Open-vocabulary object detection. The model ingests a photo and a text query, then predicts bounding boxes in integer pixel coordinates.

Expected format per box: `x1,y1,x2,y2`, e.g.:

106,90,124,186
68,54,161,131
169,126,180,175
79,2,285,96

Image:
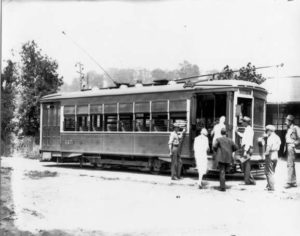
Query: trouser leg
265,157,275,190
171,147,178,178
270,159,277,190
196,158,203,186
265,157,269,188
219,163,226,189
243,158,255,184
287,146,297,184
197,157,206,186
177,154,182,178
198,172,203,186
273,159,277,172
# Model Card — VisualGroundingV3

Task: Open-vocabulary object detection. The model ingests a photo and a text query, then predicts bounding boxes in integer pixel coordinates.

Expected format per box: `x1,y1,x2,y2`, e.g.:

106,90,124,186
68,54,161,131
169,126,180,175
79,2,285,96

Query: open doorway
236,97,252,126
195,93,227,150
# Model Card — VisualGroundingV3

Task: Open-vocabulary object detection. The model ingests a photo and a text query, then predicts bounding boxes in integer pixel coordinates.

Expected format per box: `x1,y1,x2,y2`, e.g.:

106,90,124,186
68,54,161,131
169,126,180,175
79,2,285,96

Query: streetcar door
195,93,227,170
235,96,252,146
42,103,61,151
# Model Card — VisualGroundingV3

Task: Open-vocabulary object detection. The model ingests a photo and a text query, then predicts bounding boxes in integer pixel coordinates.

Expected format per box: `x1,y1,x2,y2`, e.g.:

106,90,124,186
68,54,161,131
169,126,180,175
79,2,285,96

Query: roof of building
41,79,266,102
262,76,300,104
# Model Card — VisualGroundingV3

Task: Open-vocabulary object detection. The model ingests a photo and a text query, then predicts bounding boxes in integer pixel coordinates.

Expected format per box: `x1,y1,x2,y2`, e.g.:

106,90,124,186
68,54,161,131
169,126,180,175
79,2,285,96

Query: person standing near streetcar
284,115,300,188
169,123,186,180
264,125,281,191
236,116,256,185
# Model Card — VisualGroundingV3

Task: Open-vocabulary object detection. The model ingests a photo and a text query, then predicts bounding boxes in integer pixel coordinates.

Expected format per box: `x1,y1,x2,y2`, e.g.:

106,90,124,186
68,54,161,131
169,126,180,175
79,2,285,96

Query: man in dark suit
213,128,239,191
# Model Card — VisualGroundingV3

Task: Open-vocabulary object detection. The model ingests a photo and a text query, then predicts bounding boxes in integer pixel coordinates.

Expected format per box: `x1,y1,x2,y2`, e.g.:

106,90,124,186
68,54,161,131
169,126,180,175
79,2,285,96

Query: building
263,76,300,155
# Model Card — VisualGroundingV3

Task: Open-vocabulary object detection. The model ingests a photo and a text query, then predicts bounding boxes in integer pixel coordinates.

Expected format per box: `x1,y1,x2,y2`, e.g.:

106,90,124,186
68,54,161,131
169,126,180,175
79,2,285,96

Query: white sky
2,0,300,84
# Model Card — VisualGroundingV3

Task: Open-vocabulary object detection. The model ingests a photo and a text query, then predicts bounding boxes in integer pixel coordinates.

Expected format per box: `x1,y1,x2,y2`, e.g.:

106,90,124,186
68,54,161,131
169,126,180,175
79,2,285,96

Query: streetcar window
119,103,133,113
104,114,118,131
77,115,88,131
49,106,56,126
135,113,150,132
63,105,76,131
42,105,48,126
77,105,89,131
254,98,264,127
169,112,187,131
152,113,168,132
152,101,168,113
119,114,133,132
90,114,103,131
57,106,60,126
135,102,150,113
90,104,103,131
237,97,252,125
169,100,187,112
64,115,75,131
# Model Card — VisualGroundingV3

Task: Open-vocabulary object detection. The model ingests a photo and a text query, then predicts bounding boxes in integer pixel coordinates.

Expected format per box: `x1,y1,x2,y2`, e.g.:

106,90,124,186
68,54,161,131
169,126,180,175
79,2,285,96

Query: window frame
60,99,189,133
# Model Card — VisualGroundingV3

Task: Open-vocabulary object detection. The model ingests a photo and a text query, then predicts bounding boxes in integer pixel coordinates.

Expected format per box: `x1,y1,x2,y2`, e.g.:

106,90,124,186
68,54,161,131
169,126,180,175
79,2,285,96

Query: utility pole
75,62,87,91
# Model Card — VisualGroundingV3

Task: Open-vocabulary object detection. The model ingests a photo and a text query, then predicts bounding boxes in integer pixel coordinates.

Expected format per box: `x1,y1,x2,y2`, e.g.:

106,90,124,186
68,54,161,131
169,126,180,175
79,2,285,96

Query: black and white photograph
1,0,300,235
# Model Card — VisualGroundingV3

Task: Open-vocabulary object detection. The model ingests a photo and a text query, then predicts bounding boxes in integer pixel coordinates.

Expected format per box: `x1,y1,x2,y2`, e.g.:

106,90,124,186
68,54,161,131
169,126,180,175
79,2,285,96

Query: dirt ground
1,155,300,236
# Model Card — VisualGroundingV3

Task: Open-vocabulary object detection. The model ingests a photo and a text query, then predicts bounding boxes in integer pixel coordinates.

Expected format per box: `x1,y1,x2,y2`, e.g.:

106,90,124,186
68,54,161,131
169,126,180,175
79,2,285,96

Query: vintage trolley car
40,79,267,174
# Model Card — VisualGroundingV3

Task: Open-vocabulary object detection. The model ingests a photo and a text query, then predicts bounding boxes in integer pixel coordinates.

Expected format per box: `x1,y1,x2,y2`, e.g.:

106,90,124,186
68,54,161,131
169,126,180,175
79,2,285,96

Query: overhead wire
61,31,116,85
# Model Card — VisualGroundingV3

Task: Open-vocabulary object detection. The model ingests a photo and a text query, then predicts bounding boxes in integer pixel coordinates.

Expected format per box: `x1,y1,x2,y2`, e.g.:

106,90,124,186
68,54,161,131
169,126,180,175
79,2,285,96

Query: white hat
201,128,208,136
242,116,251,122
266,125,276,132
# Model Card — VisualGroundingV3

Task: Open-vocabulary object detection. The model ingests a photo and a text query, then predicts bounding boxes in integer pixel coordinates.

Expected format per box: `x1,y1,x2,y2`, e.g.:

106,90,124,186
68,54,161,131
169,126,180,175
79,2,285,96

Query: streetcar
40,79,267,174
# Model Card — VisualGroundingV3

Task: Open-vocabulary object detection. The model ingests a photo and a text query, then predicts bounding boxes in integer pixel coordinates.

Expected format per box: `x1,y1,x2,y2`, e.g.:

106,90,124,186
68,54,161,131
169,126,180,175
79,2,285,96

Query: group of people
168,114,300,192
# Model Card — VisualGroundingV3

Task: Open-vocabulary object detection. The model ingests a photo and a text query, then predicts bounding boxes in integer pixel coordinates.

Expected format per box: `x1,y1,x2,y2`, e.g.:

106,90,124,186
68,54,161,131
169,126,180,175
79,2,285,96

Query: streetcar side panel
60,132,189,158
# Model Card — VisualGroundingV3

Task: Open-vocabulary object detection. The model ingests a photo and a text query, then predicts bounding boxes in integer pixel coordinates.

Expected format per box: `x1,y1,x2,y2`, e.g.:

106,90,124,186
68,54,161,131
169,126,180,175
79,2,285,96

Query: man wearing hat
236,116,256,185
213,128,238,191
264,125,281,191
284,114,300,188
193,128,209,189
168,123,186,180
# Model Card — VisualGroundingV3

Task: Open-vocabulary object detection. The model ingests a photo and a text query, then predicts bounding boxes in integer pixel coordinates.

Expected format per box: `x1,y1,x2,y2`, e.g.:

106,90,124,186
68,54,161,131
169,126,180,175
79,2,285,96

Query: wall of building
266,103,300,156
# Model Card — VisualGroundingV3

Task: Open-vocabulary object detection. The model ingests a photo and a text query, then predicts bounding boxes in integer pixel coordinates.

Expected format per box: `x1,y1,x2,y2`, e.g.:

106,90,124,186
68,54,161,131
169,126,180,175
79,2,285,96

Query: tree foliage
216,63,266,84
215,65,235,80
60,60,200,92
177,60,200,79
1,60,18,154
238,63,266,84
18,41,63,137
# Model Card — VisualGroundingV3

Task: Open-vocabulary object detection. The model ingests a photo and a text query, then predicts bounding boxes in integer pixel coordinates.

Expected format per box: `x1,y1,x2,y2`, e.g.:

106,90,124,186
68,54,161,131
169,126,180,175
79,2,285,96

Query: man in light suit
236,116,256,185
264,125,281,191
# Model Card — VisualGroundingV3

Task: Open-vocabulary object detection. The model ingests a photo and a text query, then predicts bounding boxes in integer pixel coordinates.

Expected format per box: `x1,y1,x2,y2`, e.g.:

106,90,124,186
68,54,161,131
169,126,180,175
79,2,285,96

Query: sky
2,0,300,84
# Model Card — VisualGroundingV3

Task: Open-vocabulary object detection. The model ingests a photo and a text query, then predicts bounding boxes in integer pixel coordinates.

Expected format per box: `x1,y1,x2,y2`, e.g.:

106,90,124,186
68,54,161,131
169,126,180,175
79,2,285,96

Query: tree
1,60,18,155
177,60,200,79
151,68,168,81
59,77,81,92
237,63,266,84
216,63,266,85
216,65,236,80
18,41,63,138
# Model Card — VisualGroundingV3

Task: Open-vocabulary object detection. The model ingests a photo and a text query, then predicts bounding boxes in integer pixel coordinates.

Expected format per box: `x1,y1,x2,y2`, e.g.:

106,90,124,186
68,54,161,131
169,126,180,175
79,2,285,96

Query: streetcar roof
41,79,266,102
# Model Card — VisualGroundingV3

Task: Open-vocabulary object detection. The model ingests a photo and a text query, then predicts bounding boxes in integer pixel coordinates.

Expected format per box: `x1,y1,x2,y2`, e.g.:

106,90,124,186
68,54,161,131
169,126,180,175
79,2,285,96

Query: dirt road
1,156,300,236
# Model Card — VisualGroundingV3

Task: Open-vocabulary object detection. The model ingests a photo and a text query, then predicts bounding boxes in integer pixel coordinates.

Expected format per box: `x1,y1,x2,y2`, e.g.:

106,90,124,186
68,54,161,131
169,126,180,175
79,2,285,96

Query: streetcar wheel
151,159,162,174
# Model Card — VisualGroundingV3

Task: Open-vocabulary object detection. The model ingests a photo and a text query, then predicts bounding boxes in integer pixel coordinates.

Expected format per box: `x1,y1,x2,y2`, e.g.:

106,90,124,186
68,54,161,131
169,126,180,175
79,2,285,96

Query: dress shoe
284,183,297,189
